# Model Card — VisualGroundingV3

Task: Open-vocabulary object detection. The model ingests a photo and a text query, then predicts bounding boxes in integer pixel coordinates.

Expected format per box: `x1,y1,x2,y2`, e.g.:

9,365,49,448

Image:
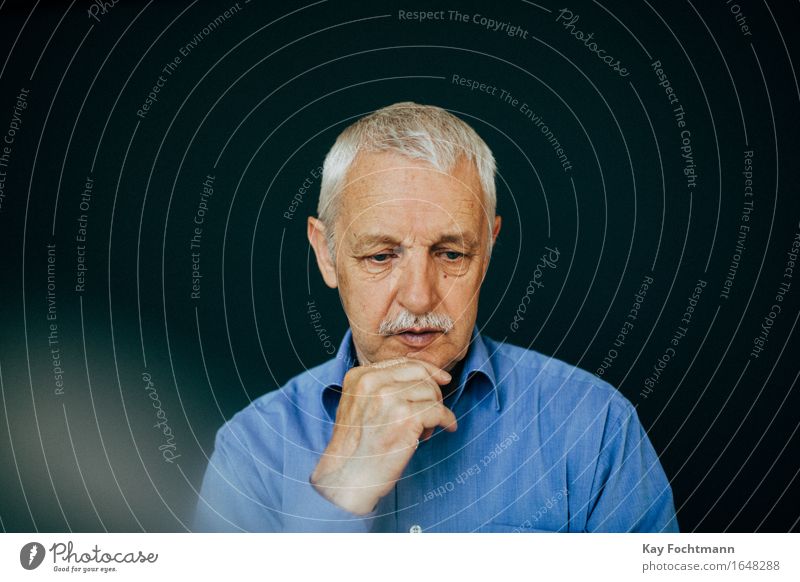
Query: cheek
440,266,481,300
340,274,394,324
438,280,480,322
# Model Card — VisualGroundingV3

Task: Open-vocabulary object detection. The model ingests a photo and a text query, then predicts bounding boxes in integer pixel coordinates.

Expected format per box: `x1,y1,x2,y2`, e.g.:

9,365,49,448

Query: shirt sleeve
192,421,379,532
192,427,283,532
584,401,679,532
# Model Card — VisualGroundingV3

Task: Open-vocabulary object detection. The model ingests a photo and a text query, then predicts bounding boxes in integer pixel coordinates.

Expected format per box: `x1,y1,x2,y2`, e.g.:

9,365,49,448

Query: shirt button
409,524,422,533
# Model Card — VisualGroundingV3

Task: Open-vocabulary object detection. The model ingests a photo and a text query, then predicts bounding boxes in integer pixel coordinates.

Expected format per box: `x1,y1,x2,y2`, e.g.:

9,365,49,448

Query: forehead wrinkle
344,199,485,252
337,154,488,253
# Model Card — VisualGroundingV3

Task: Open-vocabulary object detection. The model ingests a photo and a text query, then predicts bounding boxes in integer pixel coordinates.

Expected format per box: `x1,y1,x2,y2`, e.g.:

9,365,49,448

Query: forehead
337,151,487,245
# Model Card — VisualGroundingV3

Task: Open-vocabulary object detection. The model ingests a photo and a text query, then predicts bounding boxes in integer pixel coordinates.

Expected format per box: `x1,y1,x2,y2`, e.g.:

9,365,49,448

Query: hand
310,357,458,515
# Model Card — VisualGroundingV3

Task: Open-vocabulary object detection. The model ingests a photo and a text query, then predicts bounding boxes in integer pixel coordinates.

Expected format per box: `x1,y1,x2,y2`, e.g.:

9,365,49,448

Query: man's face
308,151,501,372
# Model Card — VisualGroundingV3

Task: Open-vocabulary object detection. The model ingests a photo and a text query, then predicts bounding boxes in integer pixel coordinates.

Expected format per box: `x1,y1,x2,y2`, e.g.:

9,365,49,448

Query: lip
393,330,442,348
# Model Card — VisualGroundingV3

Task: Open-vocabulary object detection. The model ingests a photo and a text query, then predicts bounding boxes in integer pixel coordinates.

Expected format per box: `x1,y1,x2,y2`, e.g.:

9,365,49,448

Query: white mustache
378,309,454,335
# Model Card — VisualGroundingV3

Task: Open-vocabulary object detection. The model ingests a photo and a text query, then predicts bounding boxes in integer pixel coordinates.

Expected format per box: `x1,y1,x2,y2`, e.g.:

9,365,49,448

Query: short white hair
317,102,497,255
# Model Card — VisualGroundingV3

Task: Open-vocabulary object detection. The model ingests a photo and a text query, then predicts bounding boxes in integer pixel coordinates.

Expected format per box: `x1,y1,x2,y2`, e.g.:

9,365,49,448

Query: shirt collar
319,325,500,422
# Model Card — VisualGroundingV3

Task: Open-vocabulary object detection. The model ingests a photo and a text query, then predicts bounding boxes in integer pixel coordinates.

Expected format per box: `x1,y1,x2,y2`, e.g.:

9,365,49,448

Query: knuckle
343,367,362,389
392,401,412,420
427,378,443,395
410,361,430,375
357,372,378,393
376,391,394,409
396,402,415,419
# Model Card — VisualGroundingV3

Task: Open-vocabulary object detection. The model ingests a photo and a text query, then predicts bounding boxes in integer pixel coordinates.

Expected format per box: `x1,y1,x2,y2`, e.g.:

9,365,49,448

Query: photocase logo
20,542,45,570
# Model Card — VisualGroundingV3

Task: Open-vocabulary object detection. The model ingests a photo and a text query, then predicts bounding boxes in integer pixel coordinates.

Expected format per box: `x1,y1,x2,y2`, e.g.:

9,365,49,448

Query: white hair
378,308,455,336
317,102,497,256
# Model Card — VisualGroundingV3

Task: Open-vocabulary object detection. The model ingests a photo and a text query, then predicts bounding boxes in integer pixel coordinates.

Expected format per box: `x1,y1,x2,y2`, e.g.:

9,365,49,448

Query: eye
368,253,394,263
440,251,464,261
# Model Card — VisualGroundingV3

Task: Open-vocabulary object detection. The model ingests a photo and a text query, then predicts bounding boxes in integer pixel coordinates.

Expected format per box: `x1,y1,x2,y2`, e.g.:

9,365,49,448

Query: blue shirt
193,326,679,532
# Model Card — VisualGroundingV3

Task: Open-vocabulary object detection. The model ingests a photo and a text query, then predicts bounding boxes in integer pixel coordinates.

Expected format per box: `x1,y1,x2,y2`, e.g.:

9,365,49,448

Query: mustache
378,310,455,335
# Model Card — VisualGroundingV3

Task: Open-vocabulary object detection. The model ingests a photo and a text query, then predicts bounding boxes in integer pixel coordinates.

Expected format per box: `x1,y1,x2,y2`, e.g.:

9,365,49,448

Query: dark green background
0,0,798,532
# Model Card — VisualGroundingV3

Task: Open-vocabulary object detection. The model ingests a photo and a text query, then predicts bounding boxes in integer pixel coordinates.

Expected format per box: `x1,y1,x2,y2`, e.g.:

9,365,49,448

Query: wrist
310,464,379,516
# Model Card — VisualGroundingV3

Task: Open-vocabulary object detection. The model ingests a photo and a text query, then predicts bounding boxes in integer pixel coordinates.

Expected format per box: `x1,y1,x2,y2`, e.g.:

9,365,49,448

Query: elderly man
193,102,678,532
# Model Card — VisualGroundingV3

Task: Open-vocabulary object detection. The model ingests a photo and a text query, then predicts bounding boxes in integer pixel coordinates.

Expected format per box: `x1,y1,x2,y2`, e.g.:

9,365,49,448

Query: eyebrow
350,234,401,255
350,232,480,255
436,233,480,252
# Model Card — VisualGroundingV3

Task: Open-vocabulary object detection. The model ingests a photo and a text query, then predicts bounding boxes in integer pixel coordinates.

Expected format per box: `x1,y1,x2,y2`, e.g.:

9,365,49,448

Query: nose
396,250,440,315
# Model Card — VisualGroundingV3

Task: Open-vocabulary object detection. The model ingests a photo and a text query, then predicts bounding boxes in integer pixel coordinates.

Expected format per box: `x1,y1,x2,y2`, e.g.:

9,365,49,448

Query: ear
491,215,502,245
307,216,338,288
483,215,502,273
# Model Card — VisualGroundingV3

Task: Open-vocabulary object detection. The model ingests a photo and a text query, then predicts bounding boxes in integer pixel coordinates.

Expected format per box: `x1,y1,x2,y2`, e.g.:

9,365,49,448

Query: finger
407,402,458,433
393,357,453,385
368,358,451,385
397,379,443,403
368,357,408,370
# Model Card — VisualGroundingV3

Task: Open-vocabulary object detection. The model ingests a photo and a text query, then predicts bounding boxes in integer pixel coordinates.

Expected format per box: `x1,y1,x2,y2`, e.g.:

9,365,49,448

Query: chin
405,345,458,368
